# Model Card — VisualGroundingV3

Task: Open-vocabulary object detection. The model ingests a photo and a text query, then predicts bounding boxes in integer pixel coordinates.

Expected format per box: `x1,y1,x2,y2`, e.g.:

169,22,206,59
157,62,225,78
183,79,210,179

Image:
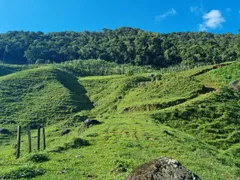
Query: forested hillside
0,27,239,66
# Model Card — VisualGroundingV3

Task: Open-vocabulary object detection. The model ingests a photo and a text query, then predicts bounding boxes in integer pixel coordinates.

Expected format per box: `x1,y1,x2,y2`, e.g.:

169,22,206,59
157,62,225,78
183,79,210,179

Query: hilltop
0,59,239,179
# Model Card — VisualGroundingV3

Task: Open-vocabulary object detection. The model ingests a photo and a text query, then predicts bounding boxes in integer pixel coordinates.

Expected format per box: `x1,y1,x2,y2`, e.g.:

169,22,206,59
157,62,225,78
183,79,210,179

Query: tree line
0,27,239,67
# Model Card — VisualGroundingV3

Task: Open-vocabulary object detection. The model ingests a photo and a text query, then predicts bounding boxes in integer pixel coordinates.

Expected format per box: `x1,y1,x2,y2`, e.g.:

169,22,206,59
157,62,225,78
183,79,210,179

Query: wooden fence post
43,127,46,150
16,126,21,159
37,126,41,151
27,125,32,153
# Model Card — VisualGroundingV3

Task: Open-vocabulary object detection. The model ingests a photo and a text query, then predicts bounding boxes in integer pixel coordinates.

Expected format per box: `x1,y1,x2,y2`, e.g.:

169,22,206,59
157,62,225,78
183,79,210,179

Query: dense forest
0,27,239,67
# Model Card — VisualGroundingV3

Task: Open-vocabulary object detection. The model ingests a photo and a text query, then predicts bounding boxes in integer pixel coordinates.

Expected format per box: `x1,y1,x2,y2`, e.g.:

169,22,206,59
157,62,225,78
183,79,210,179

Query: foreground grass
0,61,240,179
0,114,239,179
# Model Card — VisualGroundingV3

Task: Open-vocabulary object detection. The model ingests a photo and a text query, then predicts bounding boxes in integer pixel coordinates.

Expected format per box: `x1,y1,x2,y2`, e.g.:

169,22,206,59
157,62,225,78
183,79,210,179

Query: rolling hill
0,60,240,179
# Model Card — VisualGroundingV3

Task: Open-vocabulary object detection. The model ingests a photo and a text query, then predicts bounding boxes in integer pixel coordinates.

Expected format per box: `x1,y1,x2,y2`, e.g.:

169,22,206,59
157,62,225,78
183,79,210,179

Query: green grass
196,62,240,88
0,66,93,128
0,60,240,179
79,74,151,115
1,115,239,179
152,88,240,149
117,75,204,112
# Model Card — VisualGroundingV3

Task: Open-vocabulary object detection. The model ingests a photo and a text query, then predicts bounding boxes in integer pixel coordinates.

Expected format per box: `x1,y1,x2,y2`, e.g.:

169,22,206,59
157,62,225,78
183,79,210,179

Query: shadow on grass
57,70,94,111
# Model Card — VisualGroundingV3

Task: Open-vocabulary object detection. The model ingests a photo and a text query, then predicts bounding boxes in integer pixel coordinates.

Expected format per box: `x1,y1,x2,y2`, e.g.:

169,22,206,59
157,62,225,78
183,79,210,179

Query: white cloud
199,10,225,31
155,8,177,21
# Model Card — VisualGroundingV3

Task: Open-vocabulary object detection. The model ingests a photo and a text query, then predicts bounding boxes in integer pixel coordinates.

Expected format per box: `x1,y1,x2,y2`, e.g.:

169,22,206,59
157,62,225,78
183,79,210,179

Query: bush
29,153,49,163
0,166,45,179
66,138,90,149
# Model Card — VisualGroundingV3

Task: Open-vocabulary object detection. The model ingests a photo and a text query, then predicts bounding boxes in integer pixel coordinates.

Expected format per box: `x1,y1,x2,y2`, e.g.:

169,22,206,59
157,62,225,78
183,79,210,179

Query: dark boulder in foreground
126,157,200,180
0,128,11,135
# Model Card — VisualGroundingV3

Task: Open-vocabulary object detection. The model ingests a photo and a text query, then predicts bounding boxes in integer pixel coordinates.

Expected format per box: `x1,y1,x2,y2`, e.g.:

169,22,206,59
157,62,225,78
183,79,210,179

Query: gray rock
58,169,66,174
230,79,240,91
84,119,101,129
137,82,144,87
126,157,200,180
148,74,155,78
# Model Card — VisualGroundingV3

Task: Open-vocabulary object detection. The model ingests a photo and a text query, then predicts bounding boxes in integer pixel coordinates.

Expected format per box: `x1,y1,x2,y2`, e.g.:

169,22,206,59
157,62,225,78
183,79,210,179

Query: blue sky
0,0,239,34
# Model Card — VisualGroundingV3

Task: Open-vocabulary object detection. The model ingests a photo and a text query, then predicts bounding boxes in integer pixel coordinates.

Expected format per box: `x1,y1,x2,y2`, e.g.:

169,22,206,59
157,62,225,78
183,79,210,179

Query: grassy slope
0,66,93,128
152,62,240,166
155,63,240,141
0,61,240,179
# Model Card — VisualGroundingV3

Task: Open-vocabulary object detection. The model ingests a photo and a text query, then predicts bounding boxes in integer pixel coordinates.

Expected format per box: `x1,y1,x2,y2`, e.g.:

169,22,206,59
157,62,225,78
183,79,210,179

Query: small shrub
29,153,49,163
111,159,133,174
70,138,90,148
0,166,45,179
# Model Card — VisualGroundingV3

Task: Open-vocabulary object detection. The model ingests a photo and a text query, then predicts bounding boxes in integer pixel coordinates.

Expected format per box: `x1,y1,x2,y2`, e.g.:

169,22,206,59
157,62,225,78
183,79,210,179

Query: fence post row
15,125,46,159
